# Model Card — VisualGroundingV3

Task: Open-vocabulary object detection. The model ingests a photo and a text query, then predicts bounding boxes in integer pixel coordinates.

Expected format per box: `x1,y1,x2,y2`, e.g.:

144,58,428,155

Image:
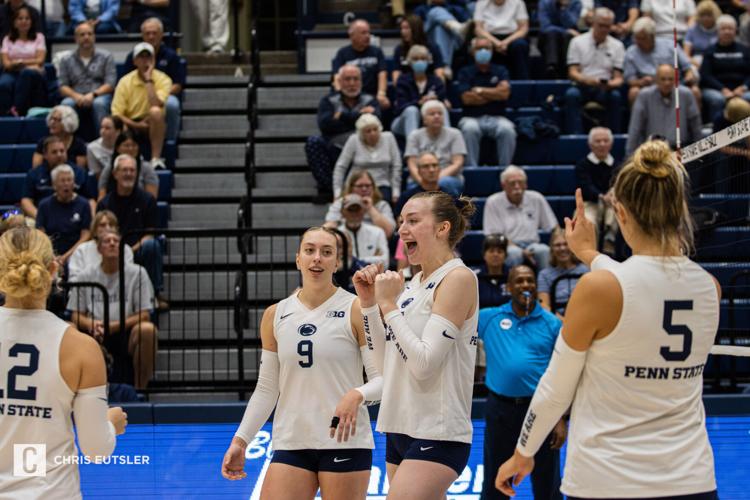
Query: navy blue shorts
271,448,372,473
385,432,471,476
568,491,718,500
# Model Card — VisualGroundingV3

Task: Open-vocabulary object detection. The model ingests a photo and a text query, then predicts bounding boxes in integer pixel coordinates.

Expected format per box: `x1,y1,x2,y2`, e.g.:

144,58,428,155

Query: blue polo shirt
455,63,510,117
478,301,562,397
22,162,88,204
36,194,92,255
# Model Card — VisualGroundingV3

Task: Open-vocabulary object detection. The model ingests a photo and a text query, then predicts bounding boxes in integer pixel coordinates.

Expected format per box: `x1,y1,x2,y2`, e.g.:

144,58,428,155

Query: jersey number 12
660,300,693,362
0,343,39,400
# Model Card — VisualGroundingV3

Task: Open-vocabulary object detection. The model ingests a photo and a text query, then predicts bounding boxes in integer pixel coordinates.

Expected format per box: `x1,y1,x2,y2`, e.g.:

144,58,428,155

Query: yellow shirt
111,69,172,121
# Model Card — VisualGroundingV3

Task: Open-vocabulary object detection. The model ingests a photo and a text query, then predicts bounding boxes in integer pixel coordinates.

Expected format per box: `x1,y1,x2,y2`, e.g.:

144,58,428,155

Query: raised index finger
574,188,585,220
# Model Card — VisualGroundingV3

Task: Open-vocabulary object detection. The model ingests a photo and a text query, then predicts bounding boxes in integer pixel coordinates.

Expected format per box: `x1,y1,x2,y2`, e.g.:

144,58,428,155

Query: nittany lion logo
401,297,414,309
298,324,317,336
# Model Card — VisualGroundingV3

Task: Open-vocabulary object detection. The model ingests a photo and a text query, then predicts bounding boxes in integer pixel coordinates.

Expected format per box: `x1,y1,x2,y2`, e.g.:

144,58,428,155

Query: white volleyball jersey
0,308,81,500
377,258,478,443
563,256,718,498
272,288,374,450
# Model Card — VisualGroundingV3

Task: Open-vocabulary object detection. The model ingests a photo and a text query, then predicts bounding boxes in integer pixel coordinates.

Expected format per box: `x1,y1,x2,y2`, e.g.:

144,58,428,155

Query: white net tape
710,345,750,357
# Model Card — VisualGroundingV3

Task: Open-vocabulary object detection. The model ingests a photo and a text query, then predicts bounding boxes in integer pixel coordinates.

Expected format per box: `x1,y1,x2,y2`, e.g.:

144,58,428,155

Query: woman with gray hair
333,113,402,203
391,44,450,140
32,105,88,168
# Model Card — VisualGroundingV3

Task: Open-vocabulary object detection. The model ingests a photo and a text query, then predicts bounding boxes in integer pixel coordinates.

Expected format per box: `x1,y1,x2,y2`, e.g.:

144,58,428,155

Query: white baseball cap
132,42,155,58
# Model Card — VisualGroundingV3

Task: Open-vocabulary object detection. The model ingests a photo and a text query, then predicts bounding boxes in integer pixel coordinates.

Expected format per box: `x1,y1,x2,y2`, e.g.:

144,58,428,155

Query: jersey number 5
0,343,40,400
660,300,693,362
297,340,313,368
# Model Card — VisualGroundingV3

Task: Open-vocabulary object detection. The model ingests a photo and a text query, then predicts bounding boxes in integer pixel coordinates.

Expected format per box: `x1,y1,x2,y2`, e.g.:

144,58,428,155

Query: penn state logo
401,297,414,309
426,282,436,289
298,324,317,336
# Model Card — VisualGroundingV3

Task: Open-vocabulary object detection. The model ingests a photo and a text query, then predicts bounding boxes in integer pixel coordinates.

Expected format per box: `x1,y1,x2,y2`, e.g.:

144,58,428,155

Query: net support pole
673,0,681,153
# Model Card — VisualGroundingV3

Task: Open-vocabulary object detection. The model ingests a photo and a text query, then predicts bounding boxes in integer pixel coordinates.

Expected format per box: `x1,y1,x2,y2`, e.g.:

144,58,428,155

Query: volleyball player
221,227,382,500
354,191,479,499
0,227,127,498
496,140,721,499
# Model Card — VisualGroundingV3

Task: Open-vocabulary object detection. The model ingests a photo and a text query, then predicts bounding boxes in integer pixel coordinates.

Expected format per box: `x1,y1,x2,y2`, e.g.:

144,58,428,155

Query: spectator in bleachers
684,0,720,66
337,193,389,268
112,42,170,170
98,129,158,200
97,154,164,306
58,22,117,130
537,227,588,317
68,229,157,389
333,113,401,204
332,19,389,109
21,136,87,218
189,0,228,53
0,5,46,116
538,0,582,78
700,15,750,122
626,64,702,155
391,44,450,140
87,115,123,177
414,0,472,75
123,17,183,143
325,169,396,238
27,0,65,38
483,165,558,269
331,228,366,293
35,164,92,266
473,233,511,309
473,0,530,79
641,0,696,41
68,209,134,282
457,36,516,167
392,15,446,83
128,0,170,33
581,0,638,43
564,7,625,134
575,126,618,254
395,151,443,214
68,0,122,34
625,17,700,106
32,105,87,168
307,65,379,204
0,0,39,39
404,100,467,196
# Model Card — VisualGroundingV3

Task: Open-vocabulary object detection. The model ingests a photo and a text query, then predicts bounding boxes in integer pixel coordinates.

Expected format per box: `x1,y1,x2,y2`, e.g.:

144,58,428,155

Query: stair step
178,144,245,162
174,173,246,190
156,308,262,341
170,203,238,227
186,75,250,87
170,189,244,200
256,114,317,139
183,88,247,112
183,52,252,65
251,203,327,228
179,129,247,141
182,115,248,131
164,235,300,265
255,171,314,188
155,348,260,381
255,142,306,167
262,74,330,87
165,270,300,301
257,86,326,110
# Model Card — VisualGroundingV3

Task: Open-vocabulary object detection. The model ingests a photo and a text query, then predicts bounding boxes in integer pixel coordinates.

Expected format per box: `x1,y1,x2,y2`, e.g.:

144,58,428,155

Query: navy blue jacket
455,63,510,117
317,91,379,145
394,73,446,116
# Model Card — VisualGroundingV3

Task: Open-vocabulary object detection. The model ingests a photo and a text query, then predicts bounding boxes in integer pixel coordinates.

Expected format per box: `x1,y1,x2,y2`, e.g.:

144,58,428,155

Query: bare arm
20,198,37,218
440,154,464,178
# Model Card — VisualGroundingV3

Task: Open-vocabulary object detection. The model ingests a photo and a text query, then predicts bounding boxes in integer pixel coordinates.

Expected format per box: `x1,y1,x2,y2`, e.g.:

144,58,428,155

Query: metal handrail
61,281,110,338
550,272,585,315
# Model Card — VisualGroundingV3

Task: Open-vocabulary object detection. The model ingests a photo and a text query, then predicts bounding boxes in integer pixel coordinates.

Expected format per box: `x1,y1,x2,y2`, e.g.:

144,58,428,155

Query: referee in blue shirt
478,265,566,500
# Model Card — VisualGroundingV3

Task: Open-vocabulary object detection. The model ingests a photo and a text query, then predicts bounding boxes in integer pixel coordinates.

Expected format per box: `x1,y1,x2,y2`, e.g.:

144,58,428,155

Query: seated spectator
700,15,750,123
32,105,88,168
123,17,183,142
391,44,450,140
0,1,40,39
337,193,389,268
575,126,618,254
392,15,446,83
582,0,638,42
68,209,134,282
641,0,696,41
333,113,401,204
27,0,65,38
564,8,625,134
68,0,122,34
68,229,157,389
473,0,530,79
483,165,558,269
538,0,582,78
306,65,379,204
457,37,516,167
626,64,702,155
538,228,589,316
0,5,46,116
331,228,367,293
129,0,170,33
404,100,467,197
473,233,511,309
684,0,720,66
36,164,92,266
112,42,170,169
87,115,124,177
625,17,699,106
21,136,88,218
97,154,164,304
98,129,159,200
396,151,443,214
58,23,116,130
414,0,472,74
332,19,389,109
325,169,396,238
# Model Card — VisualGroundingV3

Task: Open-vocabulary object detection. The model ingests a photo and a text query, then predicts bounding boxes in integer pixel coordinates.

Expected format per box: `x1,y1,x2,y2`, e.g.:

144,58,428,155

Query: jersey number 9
297,340,314,368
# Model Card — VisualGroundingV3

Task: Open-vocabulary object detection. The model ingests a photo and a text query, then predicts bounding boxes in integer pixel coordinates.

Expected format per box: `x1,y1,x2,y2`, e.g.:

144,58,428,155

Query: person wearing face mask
457,36,516,168
391,44,450,141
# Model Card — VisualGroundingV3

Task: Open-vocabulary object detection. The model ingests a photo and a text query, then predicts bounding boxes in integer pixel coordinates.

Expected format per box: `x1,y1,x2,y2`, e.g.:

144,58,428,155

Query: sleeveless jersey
271,287,374,450
0,308,81,500
377,258,479,443
563,256,719,498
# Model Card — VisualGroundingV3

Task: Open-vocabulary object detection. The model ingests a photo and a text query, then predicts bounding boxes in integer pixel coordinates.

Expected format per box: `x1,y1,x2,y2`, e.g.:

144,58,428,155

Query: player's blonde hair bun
0,227,54,299
632,139,673,179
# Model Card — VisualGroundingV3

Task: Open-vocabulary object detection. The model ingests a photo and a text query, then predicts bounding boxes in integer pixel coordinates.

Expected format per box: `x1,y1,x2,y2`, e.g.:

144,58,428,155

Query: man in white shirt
474,0,531,78
338,193,389,268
